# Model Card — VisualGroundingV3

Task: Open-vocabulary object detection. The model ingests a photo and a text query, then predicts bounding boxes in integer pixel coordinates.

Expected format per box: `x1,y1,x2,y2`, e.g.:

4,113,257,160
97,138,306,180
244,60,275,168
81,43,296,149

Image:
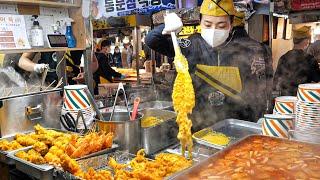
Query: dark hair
101,39,112,48
114,46,119,49
293,37,309,45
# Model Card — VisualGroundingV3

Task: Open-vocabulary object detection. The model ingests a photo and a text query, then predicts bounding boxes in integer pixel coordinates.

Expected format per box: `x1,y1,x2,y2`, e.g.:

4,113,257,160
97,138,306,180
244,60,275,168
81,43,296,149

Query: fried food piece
36,134,54,146
48,146,65,158
155,153,192,175
109,157,128,170
109,149,191,180
0,140,23,151
54,135,72,151
34,124,47,134
44,152,61,165
102,132,113,149
33,141,48,156
60,154,82,175
66,132,114,159
0,140,10,151
27,149,46,164
70,140,91,158
83,168,113,180
15,135,37,146
15,151,29,161
45,130,65,138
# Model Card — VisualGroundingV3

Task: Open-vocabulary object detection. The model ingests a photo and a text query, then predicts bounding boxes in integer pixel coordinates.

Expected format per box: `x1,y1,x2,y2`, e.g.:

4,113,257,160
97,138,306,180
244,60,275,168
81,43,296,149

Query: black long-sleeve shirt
146,25,271,130
93,52,122,94
273,49,320,96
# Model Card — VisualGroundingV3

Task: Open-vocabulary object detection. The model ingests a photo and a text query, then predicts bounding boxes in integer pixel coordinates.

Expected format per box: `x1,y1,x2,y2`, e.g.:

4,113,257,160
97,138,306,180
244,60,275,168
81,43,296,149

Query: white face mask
201,28,230,47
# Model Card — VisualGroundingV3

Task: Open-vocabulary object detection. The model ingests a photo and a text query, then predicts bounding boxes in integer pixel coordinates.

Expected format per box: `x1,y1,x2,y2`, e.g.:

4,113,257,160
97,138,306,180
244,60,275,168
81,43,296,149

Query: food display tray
168,135,320,179
0,128,77,165
193,119,261,149
56,151,139,180
0,134,32,165
157,143,219,163
6,143,118,180
7,147,54,180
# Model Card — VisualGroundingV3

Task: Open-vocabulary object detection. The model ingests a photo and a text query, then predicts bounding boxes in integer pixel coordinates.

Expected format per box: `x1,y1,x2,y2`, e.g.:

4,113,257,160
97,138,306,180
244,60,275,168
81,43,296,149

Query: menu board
0,14,30,50
96,0,176,18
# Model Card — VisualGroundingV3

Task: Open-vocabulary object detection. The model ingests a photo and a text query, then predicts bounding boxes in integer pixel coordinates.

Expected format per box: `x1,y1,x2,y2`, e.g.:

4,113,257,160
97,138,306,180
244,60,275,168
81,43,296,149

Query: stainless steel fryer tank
0,90,62,137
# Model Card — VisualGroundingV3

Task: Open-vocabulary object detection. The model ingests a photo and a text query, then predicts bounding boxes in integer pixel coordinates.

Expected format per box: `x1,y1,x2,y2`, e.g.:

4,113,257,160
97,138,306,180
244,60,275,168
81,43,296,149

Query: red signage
291,0,320,11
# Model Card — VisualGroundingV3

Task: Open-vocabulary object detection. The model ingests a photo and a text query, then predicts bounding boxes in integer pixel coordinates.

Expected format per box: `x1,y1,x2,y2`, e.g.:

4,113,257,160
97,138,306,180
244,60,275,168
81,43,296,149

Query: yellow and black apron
195,64,243,102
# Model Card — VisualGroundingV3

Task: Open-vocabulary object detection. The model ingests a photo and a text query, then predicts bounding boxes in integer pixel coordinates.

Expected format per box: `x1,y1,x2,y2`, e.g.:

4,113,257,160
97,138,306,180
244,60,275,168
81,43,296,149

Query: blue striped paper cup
262,114,294,138
274,96,297,115
63,85,91,110
297,83,320,103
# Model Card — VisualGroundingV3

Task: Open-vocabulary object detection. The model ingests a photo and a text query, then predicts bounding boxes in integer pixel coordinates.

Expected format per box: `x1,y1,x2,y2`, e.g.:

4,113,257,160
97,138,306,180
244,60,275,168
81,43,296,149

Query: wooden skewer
53,78,63,90
44,80,56,91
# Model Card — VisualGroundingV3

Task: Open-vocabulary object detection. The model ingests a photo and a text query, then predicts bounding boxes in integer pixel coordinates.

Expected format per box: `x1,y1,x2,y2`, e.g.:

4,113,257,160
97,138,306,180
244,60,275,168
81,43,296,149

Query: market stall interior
0,0,320,179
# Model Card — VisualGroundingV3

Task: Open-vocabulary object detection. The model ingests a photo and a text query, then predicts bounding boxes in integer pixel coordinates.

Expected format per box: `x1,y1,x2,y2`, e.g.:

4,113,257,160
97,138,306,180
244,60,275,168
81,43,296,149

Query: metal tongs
83,87,104,121
60,110,88,133
109,82,131,121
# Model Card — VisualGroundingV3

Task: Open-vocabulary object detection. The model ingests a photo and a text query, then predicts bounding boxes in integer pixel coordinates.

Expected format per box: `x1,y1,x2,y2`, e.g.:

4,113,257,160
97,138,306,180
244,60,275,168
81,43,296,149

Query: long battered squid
172,49,195,159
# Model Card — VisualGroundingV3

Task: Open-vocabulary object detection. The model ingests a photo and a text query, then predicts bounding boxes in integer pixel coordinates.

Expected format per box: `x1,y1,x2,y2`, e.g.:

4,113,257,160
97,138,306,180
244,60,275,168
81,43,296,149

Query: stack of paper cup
273,96,297,115
295,83,320,134
62,85,95,130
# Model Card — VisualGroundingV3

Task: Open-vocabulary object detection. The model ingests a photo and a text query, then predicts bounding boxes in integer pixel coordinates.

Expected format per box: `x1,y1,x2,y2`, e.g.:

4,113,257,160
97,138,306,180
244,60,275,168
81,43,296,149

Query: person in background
146,0,269,130
307,32,320,64
94,39,126,94
113,46,122,67
121,44,128,68
64,50,83,85
19,52,58,85
68,50,99,85
273,26,320,96
107,51,114,67
127,44,133,68
231,11,274,114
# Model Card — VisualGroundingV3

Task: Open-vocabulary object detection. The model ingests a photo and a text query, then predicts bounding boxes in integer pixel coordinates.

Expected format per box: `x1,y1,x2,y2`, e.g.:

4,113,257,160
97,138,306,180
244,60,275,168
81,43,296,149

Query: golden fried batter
15,151,29,161
15,135,37,146
65,132,114,159
0,140,23,151
172,52,195,159
44,152,61,166
27,149,46,164
109,149,192,180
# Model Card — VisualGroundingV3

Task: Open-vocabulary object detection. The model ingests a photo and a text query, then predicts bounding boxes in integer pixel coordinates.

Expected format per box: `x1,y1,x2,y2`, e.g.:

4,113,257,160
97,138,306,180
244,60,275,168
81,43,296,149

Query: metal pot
96,112,143,154
141,109,178,155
